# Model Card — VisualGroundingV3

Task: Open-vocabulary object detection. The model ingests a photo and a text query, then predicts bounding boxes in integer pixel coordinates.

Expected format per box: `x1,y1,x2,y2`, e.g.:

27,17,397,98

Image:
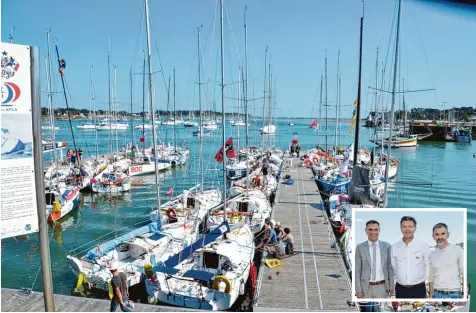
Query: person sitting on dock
274,222,285,239
256,224,277,255
281,227,295,255
109,262,132,312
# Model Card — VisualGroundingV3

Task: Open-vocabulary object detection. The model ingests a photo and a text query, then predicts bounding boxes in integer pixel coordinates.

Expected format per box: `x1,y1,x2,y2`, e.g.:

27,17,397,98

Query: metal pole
145,0,161,208
108,39,112,153
198,25,204,193
383,0,402,208
220,0,227,209
130,68,134,147
90,66,98,159
262,46,268,151
244,5,249,161
325,51,328,161
335,50,340,150
173,68,176,150
353,15,364,166
45,31,57,168
31,46,55,312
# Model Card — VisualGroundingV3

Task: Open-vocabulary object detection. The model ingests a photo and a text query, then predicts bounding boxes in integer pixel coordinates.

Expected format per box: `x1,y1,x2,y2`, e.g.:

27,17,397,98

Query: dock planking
1,288,205,312
253,159,356,312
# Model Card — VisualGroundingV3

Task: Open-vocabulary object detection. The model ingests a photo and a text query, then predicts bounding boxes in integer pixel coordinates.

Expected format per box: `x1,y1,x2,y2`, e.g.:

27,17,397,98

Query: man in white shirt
355,220,394,301
391,216,431,298
429,223,464,299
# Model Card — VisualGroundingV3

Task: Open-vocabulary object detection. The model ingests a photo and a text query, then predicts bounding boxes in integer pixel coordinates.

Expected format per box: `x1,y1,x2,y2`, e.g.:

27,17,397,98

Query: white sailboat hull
260,124,276,135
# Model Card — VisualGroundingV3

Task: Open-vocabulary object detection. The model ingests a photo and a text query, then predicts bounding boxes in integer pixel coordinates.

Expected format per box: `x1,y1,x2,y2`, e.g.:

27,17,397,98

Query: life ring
166,208,177,221
212,275,232,293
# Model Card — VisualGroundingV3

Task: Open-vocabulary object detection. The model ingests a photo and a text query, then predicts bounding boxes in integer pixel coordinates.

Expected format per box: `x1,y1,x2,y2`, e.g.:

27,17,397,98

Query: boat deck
0,288,205,312
253,159,356,312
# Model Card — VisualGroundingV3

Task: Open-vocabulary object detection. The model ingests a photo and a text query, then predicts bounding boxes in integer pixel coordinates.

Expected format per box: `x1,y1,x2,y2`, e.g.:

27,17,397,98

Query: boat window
187,197,196,208
238,202,248,213
45,193,55,205
202,251,219,269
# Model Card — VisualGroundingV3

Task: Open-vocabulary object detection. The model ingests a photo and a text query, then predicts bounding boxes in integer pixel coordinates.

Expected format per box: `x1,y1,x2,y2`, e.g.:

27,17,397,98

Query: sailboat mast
262,46,268,151
268,65,272,149
353,12,364,166
114,66,119,154
325,51,328,161
145,0,161,208
198,25,204,193
55,45,78,153
108,39,112,153
220,0,227,209
383,0,402,208
372,47,379,161
319,74,323,144
130,68,134,148
244,5,249,155
335,50,340,150
173,68,176,150
142,55,146,155
45,30,57,166
90,66,98,159
166,76,170,143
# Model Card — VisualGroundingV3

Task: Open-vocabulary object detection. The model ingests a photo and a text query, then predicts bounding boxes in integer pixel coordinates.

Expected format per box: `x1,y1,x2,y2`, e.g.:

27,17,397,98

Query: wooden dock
253,159,356,312
1,288,204,312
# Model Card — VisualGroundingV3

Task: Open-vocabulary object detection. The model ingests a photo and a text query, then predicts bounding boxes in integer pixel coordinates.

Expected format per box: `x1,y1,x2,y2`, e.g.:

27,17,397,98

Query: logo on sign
1,82,21,106
131,166,142,173
1,50,22,107
25,224,31,231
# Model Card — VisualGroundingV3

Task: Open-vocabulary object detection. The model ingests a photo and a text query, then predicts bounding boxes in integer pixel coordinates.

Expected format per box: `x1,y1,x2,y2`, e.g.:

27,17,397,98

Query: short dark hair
366,220,380,227
433,222,448,233
400,216,417,227
284,227,291,234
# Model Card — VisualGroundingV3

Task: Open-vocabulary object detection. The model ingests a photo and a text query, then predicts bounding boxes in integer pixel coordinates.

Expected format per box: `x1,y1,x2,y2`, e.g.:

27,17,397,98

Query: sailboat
145,2,255,310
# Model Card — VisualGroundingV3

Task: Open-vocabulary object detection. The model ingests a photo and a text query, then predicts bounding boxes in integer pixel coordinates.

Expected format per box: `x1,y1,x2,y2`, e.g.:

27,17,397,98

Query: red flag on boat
309,119,319,131
214,137,235,163
166,186,174,196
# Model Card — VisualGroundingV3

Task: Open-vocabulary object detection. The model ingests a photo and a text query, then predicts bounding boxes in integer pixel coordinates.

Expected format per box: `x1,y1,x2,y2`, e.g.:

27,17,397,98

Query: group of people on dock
256,218,295,259
355,216,464,308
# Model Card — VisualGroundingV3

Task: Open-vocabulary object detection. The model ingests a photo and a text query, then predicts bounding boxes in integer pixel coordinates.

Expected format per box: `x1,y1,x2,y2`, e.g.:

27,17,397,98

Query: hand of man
388,289,395,296
356,292,364,299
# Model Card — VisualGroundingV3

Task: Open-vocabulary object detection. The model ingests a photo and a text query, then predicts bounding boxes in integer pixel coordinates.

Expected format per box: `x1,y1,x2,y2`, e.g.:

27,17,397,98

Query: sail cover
153,221,230,271
348,165,375,206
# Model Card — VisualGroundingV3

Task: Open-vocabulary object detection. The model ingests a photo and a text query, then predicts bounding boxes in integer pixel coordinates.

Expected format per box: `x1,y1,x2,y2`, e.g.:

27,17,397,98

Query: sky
2,0,476,118
354,209,466,247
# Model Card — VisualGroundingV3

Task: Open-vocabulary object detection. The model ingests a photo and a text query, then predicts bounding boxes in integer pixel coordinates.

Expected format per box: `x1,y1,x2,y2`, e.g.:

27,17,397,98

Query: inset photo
351,208,467,303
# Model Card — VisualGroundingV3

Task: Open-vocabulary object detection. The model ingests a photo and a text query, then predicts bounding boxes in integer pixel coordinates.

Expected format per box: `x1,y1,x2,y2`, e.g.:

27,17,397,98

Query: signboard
1,42,39,239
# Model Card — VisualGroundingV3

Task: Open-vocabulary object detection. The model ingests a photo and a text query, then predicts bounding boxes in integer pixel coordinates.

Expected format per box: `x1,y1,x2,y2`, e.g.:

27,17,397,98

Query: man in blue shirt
256,225,277,251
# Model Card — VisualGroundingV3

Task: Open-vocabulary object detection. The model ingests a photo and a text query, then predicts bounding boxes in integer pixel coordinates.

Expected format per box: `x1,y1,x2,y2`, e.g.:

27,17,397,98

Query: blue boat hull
315,179,350,196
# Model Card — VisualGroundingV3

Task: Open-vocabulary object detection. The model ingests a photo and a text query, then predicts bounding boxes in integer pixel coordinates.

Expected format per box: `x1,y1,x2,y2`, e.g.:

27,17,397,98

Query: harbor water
1,118,475,311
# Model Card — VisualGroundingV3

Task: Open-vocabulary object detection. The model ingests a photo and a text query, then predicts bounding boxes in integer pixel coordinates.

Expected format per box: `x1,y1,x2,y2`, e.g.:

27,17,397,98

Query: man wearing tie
391,216,431,298
355,220,394,300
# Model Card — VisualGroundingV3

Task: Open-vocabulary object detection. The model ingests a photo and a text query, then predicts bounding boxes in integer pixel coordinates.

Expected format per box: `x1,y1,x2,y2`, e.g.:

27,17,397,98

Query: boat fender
249,262,257,301
212,275,232,294
74,273,87,296
52,201,61,212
